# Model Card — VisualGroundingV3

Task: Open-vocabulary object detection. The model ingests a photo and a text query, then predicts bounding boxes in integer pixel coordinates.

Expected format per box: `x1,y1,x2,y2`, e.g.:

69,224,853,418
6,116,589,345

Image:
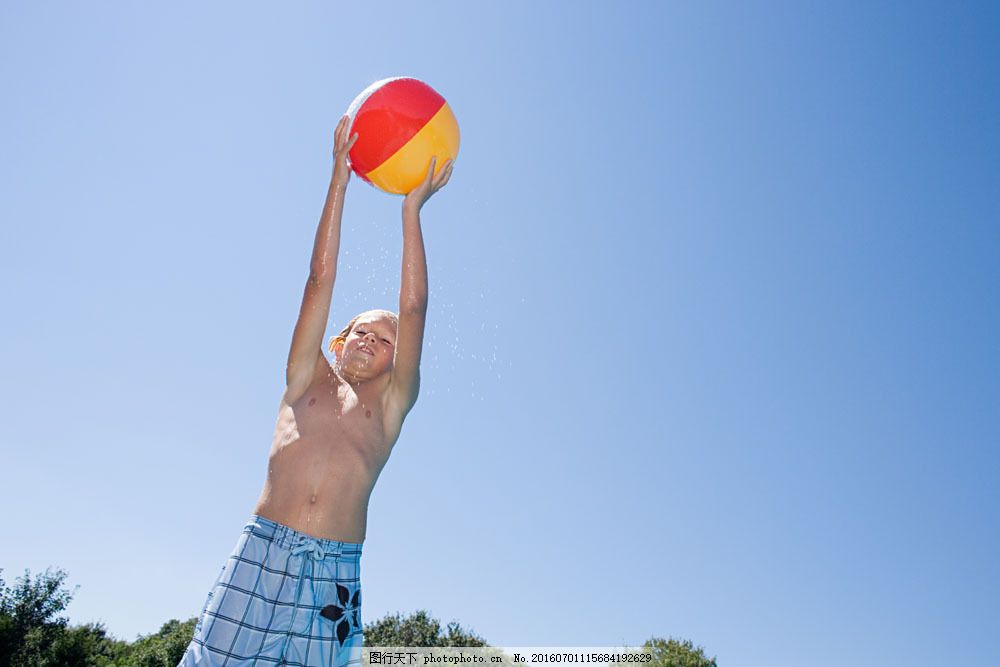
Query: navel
310,494,317,504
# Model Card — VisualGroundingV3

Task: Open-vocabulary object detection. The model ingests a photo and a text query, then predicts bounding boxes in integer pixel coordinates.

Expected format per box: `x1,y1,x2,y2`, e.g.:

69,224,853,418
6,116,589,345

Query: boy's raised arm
285,116,357,404
385,158,453,430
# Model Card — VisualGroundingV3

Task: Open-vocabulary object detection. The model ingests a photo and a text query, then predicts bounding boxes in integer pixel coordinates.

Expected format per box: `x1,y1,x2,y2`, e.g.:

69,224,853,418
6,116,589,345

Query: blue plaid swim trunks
178,515,363,667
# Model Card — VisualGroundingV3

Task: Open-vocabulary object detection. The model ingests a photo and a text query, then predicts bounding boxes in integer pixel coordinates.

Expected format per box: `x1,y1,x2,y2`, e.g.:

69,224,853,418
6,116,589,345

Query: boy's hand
331,115,359,189
403,157,454,214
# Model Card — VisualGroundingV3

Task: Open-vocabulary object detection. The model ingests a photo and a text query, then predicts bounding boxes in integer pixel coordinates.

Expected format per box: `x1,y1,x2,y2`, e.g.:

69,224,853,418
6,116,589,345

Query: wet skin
253,314,400,543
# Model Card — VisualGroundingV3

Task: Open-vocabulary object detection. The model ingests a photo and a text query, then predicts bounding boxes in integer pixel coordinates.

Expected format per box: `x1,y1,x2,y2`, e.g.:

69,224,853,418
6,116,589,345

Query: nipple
309,397,317,406
366,410,372,418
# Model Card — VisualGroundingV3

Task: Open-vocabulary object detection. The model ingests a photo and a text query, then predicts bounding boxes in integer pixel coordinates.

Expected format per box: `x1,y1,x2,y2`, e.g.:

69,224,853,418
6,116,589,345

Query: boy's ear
329,337,343,358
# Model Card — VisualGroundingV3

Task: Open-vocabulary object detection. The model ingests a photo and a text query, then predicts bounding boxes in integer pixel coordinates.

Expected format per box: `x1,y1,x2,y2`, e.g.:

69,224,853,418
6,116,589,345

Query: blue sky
2,2,998,666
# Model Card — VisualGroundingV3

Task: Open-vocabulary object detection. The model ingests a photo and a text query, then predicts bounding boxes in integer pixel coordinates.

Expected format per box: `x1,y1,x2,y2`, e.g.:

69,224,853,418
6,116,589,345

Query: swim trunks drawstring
279,537,330,661
292,539,327,561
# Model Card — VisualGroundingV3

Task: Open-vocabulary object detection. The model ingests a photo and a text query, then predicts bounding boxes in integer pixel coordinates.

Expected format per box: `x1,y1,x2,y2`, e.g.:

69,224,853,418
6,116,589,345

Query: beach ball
345,77,460,195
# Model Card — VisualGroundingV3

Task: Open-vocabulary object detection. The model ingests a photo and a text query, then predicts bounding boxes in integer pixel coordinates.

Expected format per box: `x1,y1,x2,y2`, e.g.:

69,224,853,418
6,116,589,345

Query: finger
340,117,354,148
334,121,345,150
434,170,452,192
346,132,359,152
424,156,437,185
433,160,454,189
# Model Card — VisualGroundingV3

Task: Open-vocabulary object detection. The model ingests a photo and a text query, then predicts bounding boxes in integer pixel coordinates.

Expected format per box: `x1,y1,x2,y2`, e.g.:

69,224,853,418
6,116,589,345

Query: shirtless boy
178,114,454,667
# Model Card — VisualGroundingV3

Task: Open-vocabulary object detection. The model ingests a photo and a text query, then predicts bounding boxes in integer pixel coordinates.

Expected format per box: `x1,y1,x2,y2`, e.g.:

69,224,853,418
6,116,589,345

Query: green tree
0,568,127,666
119,617,198,667
0,567,70,666
363,610,488,647
44,622,128,667
641,636,717,667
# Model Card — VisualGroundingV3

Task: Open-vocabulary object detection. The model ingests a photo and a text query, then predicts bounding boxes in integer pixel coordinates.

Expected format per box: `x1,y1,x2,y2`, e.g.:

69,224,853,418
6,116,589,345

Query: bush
363,610,488,647
642,636,717,667
119,618,198,667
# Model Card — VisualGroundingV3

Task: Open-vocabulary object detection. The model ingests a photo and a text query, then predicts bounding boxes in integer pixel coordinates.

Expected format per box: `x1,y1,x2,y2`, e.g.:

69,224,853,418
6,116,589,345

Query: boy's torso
253,358,394,543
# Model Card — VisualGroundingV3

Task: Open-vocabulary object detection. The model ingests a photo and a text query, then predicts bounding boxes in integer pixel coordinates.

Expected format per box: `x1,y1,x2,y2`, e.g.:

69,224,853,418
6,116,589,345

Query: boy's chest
288,377,385,445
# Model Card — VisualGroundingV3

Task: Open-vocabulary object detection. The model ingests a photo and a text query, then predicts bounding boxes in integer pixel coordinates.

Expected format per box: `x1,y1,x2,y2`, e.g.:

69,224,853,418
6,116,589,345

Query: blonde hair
328,309,399,355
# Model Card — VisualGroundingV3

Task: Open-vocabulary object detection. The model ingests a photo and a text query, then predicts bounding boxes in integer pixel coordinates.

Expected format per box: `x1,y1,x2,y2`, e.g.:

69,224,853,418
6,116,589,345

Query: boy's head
329,309,399,379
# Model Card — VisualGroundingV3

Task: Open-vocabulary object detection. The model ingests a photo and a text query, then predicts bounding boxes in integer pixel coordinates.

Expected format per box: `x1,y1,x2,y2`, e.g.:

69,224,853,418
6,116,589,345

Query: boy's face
337,312,397,379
